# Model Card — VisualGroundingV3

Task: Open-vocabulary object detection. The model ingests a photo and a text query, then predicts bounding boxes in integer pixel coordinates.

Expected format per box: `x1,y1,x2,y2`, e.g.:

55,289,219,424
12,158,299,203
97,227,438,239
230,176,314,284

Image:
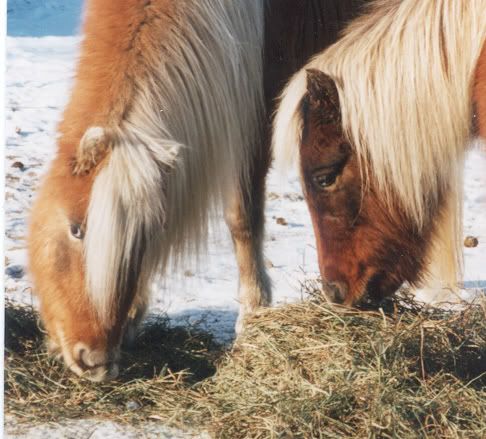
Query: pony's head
28,128,116,381
28,126,165,381
297,70,433,304
272,0,483,306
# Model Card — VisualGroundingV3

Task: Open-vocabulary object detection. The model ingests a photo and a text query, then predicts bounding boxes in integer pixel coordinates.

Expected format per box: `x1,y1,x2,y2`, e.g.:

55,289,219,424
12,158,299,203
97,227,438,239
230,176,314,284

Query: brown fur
300,71,435,304
263,0,367,106
274,2,486,301
475,43,486,139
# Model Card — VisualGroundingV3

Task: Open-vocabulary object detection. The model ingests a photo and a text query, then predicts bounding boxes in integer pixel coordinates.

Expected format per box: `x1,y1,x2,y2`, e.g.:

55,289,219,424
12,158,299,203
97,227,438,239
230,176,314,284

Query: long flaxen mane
273,0,486,290
73,1,264,325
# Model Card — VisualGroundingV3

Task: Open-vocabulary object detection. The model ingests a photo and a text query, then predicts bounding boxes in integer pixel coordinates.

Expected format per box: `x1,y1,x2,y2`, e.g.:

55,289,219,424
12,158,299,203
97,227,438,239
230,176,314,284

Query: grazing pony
28,0,366,381
273,0,486,304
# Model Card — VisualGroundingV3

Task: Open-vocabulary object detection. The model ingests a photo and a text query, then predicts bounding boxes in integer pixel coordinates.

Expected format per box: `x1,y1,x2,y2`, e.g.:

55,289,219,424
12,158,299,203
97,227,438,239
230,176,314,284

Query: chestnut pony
28,0,366,381
274,0,486,305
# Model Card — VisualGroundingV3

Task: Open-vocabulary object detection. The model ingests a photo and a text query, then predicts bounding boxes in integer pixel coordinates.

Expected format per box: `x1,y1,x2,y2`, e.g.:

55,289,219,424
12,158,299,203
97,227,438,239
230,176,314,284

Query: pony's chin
82,363,120,382
68,360,120,382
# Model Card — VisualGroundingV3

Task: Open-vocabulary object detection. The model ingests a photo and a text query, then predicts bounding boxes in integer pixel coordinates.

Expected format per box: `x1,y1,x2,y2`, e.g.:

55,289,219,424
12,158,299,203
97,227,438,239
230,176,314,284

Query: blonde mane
84,1,264,324
273,0,486,290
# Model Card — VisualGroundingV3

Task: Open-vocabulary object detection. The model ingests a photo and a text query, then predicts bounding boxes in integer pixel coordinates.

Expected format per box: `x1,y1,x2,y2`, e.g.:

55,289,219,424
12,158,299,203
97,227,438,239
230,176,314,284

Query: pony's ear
305,69,341,125
72,126,111,176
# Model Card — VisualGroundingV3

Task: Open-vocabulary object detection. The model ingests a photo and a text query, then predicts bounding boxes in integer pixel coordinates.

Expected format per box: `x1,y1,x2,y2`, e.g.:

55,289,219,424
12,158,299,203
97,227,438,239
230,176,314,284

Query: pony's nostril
73,343,108,369
324,281,348,303
77,348,87,365
70,343,120,381
83,361,119,382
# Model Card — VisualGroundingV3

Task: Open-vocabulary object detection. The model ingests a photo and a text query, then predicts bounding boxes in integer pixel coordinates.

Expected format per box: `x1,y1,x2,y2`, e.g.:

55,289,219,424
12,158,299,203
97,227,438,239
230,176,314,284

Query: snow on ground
4,2,486,437
4,415,208,439
462,142,486,286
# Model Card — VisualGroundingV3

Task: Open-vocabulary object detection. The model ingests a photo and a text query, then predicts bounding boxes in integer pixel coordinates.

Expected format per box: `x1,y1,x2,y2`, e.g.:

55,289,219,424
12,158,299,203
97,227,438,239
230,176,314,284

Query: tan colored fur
72,127,110,175
84,0,265,325
29,0,267,380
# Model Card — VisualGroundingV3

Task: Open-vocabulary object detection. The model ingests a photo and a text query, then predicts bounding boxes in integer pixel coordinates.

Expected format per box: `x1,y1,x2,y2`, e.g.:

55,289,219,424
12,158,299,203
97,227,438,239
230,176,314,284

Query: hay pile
5,301,219,424
5,292,486,438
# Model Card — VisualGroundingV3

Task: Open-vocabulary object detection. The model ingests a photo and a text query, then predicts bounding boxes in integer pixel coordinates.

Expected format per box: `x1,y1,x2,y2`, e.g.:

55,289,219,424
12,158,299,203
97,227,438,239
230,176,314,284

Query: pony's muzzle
71,343,120,382
322,281,348,304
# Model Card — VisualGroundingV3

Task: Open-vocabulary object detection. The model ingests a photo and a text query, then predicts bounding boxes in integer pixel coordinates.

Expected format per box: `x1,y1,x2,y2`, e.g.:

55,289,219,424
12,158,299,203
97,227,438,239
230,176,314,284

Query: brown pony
28,0,366,381
273,0,486,304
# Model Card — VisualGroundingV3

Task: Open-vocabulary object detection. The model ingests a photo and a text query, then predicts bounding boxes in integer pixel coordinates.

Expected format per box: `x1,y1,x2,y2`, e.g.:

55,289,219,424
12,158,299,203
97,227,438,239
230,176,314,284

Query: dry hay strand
5,291,486,438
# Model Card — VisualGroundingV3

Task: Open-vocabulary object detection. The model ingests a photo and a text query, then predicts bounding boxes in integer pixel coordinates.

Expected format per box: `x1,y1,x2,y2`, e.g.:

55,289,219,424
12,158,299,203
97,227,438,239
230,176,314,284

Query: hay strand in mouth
5,289,486,438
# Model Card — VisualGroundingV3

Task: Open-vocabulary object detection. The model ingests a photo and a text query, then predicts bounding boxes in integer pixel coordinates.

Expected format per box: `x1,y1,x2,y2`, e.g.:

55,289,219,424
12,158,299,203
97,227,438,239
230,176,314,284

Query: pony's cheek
304,189,360,230
302,172,362,225
54,239,72,273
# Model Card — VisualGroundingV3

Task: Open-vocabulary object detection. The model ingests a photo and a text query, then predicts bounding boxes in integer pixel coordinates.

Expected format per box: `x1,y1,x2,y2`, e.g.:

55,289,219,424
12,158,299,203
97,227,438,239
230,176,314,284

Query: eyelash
312,171,338,190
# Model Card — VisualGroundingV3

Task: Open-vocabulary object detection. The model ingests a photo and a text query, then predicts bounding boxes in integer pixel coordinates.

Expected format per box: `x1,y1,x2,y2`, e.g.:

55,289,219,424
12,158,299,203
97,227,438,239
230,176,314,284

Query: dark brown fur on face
300,70,434,304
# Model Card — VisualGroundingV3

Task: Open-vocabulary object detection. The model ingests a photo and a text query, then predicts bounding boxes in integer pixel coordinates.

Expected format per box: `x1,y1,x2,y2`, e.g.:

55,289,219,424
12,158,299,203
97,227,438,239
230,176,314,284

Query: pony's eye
312,172,338,190
70,223,84,240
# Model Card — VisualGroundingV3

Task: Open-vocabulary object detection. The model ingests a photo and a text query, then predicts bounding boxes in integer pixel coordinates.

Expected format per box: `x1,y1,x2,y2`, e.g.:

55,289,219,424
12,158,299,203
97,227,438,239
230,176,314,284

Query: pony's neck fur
81,0,264,325
273,0,486,290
